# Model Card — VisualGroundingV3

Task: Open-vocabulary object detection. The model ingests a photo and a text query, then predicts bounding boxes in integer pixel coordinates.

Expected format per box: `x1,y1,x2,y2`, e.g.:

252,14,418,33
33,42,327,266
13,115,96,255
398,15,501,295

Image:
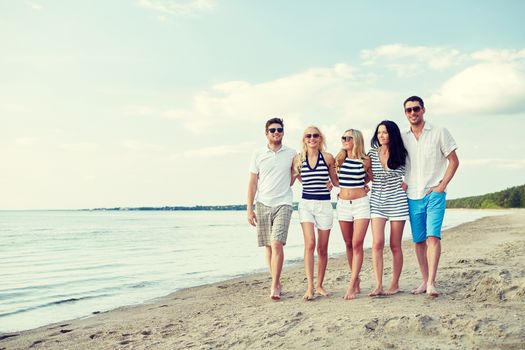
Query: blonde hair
335,129,366,169
293,126,327,176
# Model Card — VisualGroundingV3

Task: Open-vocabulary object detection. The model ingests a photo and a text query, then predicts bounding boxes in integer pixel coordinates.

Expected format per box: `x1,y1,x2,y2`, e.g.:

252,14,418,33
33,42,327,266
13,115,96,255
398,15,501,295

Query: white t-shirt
401,122,457,200
249,145,296,207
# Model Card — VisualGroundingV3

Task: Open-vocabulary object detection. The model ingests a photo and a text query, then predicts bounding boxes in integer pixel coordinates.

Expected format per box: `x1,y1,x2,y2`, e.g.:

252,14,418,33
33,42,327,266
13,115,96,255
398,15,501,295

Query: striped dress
300,152,331,200
368,148,409,219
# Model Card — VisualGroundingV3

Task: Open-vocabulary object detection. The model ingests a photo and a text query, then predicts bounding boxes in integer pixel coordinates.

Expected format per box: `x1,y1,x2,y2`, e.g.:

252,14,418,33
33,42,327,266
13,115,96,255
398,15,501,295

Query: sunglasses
304,133,320,139
405,106,421,113
268,127,284,133
341,136,353,142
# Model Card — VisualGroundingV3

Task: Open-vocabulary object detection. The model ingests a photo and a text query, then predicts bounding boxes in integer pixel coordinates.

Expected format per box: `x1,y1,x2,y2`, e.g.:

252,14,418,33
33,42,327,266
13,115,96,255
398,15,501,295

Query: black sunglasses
341,136,353,142
405,106,421,113
268,127,284,133
304,133,320,139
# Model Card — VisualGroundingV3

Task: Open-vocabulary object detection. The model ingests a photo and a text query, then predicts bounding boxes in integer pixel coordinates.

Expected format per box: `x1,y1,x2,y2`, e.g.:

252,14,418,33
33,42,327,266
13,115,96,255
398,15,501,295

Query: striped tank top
338,158,365,188
300,152,331,200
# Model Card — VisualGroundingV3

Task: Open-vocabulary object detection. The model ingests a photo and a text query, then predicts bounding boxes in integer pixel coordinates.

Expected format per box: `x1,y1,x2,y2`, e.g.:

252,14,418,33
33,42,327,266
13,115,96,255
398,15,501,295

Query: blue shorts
408,192,446,243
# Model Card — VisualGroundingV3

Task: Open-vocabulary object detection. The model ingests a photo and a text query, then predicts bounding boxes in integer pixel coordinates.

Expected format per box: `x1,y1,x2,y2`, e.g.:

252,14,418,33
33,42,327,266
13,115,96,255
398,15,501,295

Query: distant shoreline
85,205,250,211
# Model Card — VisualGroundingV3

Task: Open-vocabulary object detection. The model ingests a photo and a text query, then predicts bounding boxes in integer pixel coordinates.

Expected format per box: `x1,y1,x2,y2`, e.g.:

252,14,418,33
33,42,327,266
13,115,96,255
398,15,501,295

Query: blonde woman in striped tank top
292,126,338,300
335,129,372,300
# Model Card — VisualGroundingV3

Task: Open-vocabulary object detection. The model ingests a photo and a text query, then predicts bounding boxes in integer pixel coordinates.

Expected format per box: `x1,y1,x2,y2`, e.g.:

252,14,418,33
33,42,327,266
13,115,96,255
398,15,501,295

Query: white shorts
298,199,334,230
336,196,371,222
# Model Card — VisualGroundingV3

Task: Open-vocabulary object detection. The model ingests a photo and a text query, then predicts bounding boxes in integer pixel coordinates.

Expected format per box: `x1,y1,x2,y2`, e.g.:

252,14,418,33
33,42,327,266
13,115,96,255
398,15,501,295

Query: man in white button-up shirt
247,117,296,300
401,96,459,297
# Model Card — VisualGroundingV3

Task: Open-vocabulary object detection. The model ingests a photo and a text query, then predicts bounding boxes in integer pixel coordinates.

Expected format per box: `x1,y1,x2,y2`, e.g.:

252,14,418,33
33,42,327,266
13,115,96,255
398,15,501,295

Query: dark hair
403,95,424,108
371,120,407,170
265,117,284,132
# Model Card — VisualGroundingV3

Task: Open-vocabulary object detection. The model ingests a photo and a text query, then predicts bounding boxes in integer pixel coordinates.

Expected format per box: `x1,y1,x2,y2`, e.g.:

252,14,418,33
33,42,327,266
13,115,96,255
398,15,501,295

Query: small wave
0,294,109,318
184,270,215,276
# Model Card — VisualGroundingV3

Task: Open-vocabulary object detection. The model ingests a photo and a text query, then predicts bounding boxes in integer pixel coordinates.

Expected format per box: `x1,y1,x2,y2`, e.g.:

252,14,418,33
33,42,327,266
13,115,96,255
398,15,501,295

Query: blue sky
1,0,524,209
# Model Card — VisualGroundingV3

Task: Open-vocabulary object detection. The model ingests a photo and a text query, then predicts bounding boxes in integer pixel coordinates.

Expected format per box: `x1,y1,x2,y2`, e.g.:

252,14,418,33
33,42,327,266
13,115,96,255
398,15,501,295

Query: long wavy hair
370,120,407,169
335,129,366,169
293,126,327,176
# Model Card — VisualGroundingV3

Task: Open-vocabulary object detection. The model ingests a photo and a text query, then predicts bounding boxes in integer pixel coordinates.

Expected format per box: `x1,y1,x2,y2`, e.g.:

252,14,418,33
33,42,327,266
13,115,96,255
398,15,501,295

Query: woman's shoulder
367,147,379,155
321,151,335,162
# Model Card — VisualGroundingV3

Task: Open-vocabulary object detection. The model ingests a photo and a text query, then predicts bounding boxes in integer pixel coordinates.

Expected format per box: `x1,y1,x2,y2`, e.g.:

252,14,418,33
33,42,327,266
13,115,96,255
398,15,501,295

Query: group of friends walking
247,95,460,301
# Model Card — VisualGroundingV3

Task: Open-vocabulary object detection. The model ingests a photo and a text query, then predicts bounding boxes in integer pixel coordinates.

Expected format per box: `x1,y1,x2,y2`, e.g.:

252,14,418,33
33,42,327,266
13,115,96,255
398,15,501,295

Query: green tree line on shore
446,184,525,209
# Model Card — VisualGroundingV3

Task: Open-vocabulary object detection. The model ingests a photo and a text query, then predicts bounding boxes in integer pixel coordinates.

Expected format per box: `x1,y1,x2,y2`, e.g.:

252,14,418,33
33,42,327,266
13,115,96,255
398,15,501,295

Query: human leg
369,217,386,296
265,246,272,274
408,198,428,294
270,241,284,300
385,220,405,295
301,222,316,300
344,218,369,300
426,192,446,296
338,220,354,271
426,236,441,296
315,228,330,296
268,205,292,300
412,241,428,294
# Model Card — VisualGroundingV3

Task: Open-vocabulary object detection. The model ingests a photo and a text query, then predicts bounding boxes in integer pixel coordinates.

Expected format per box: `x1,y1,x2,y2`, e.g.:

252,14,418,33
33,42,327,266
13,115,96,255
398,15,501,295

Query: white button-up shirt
401,122,457,200
249,145,296,207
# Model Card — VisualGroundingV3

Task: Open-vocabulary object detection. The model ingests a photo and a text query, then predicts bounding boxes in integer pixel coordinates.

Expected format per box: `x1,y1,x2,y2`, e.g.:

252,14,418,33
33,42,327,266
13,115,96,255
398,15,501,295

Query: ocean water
0,209,510,332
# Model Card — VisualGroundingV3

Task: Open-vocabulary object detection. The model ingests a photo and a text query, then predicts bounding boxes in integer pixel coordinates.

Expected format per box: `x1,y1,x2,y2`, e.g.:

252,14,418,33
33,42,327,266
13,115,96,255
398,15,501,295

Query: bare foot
343,286,358,300
426,284,439,297
368,287,384,297
356,277,361,294
303,290,315,301
270,285,281,300
411,282,427,295
384,288,401,296
315,286,330,297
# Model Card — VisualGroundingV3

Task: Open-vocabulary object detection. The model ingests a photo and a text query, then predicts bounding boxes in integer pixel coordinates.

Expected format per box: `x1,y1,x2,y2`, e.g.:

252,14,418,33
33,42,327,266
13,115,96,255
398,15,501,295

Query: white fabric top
401,122,457,200
249,145,296,207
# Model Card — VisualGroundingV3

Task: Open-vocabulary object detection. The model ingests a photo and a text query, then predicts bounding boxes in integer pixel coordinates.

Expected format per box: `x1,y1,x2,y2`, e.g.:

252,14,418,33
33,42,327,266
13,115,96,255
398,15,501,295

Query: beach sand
1,211,525,349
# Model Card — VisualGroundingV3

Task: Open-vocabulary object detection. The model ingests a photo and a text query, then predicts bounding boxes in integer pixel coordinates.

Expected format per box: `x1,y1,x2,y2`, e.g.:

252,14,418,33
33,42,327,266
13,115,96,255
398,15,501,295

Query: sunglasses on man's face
405,106,421,113
268,127,284,133
304,133,320,139
341,136,353,142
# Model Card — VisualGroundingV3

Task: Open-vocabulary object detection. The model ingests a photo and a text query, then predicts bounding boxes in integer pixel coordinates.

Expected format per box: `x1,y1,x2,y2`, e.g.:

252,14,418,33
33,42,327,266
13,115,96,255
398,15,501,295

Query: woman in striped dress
335,129,372,300
368,120,409,296
293,126,338,300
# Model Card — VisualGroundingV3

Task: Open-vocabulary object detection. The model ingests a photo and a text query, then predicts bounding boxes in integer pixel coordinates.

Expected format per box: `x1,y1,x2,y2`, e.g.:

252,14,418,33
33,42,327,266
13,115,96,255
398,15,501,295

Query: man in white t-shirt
401,96,460,297
247,117,296,300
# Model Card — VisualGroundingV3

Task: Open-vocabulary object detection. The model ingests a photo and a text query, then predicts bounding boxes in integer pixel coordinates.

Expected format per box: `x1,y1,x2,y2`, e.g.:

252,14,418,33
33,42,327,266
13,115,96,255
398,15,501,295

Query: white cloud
16,137,40,146
120,140,165,152
156,63,399,133
137,0,215,16
58,143,101,151
429,62,525,115
124,105,157,117
26,1,42,11
360,44,466,76
171,142,255,158
471,48,525,62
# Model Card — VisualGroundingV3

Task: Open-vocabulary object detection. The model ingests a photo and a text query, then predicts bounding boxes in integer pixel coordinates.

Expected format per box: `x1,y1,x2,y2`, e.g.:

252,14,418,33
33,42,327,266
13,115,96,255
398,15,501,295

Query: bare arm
324,152,339,187
431,150,459,193
363,156,373,184
290,154,300,186
247,173,258,226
